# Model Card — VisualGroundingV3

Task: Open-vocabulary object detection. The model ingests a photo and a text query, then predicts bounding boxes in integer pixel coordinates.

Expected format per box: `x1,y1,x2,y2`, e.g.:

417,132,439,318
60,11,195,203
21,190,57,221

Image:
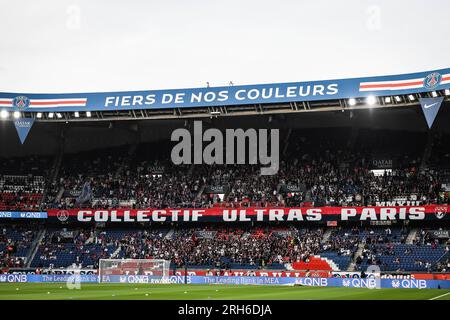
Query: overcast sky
0,0,449,93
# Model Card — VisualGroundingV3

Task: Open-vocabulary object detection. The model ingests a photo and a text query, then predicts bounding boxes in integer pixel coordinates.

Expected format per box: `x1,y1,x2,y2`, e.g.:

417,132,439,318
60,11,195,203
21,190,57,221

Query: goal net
98,259,171,284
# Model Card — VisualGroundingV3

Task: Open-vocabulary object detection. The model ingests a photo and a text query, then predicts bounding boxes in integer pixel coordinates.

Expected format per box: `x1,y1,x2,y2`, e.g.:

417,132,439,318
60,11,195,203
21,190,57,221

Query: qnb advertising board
46,205,449,223
0,68,449,112
0,211,47,219
1,274,449,290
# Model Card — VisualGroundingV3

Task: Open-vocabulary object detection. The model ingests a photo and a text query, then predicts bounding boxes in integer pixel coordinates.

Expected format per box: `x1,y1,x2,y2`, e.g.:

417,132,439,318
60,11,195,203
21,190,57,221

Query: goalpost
98,259,171,284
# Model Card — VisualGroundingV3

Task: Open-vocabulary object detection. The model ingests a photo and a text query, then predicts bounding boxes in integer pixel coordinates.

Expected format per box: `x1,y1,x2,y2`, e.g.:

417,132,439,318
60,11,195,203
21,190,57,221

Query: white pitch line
429,292,450,300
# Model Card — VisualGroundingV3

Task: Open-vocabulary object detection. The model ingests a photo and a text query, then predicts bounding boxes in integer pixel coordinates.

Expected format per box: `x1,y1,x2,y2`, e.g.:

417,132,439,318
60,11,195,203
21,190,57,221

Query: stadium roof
0,99,447,158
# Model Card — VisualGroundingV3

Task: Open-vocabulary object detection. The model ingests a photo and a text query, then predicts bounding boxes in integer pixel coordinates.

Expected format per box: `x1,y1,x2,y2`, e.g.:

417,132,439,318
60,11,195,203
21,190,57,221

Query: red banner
47,205,448,223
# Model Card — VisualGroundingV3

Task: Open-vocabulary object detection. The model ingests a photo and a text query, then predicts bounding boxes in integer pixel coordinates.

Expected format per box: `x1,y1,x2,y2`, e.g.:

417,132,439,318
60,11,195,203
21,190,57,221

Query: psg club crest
12,96,30,109
434,206,447,219
423,72,442,89
56,210,70,222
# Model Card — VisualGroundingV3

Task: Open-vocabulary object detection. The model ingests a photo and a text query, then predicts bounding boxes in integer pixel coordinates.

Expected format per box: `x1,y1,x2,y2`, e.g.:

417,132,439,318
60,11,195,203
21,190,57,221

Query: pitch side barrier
5,268,449,280
1,274,450,289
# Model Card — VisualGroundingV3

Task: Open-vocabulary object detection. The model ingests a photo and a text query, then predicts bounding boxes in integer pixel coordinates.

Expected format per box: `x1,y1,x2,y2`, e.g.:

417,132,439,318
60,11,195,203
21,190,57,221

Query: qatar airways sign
47,205,447,223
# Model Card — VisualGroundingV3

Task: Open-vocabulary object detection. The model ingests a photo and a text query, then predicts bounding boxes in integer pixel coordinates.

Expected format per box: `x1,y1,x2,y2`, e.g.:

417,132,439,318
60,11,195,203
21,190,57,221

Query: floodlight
366,96,376,106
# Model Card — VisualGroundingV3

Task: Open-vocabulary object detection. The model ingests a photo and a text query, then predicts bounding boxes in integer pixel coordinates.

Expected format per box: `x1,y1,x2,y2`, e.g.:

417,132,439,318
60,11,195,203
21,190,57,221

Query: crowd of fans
51,129,450,209
32,228,117,269
0,120,449,277
29,226,356,269
0,176,45,211
18,157,448,211
353,228,449,272
114,226,363,270
0,226,37,269
101,226,363,270
0,155,51,211
1,224,448,273
0,128,449,210
0,129,449,274
106,227,295,268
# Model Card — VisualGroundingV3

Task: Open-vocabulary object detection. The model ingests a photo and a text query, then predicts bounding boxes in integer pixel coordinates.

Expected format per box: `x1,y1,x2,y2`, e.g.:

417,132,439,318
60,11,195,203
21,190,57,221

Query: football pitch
0,283,449,300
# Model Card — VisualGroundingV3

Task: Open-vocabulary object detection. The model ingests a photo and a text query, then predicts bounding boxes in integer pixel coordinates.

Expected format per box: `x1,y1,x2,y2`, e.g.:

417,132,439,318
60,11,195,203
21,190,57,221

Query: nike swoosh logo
424,102,439,109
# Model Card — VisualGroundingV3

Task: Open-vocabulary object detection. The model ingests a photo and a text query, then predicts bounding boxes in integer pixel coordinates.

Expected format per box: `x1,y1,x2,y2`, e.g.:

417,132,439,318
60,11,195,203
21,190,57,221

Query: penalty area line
429,292,450,300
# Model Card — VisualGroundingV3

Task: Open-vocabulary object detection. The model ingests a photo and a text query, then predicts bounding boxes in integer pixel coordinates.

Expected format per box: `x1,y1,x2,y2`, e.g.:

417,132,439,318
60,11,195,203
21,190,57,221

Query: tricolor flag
0,97,87,108
359,73,450,92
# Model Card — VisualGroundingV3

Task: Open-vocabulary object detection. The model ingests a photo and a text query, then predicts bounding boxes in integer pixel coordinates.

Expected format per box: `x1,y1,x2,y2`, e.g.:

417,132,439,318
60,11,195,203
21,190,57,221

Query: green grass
0,283,449,300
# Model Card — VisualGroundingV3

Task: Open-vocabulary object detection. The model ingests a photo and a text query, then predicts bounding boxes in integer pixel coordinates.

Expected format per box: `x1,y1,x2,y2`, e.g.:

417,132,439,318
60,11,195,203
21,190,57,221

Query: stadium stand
0,156,51,211
0,225,38,268
32,128,448,210
0,224,445,273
